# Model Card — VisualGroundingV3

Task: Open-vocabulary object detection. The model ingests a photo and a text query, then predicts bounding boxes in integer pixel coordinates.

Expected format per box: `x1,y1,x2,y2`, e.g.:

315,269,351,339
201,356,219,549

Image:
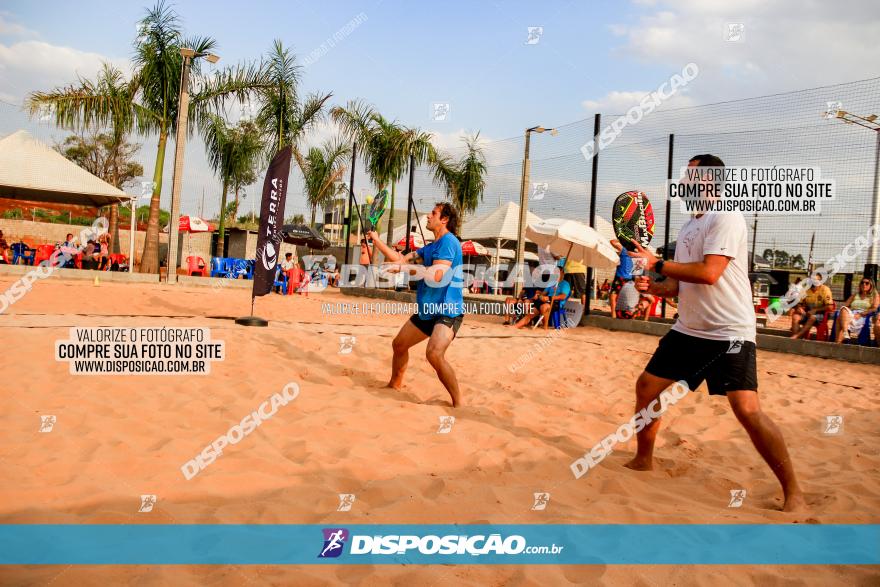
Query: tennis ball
366,196,374,204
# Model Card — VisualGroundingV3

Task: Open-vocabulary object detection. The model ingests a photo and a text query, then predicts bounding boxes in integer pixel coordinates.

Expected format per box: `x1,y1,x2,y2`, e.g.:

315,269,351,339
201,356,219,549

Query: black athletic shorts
565,273,587,298
611,275,630,295
644,329,758,395
410,314,464,337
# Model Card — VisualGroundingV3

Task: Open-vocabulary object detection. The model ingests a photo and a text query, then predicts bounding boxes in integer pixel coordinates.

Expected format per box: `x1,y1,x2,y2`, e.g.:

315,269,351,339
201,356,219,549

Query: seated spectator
609,239,634,319
515,262,571,330
503,289,531,326
634,291,657,321
790,274,835,339
0,230,9,264
81,240,99,270
615,279,642,319
280,252,296,279
97,235,110,270
60,233,78,268
599,278,611,300
834,277,879,343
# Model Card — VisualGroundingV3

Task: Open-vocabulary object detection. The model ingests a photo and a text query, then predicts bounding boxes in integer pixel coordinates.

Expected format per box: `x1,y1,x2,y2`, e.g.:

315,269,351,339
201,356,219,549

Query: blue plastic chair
550,299,568,329
829,310,876,345
210,257,227,278
11,242,35,265
273,265,288,294
230,258,249,279
244,259,255,280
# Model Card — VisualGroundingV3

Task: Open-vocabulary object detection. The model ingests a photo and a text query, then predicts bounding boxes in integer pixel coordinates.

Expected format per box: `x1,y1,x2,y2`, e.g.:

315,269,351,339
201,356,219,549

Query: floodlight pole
514,125,556,297
867,131,880,282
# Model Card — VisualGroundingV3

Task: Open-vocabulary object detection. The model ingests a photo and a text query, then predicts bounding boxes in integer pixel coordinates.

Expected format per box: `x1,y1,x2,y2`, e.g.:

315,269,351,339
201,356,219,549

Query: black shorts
645,329,758,395
410,314,464,338
611,275,630,295
565,273,587,298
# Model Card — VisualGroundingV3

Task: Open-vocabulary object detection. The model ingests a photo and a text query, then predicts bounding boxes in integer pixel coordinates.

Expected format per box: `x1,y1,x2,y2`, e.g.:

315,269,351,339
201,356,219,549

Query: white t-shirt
672,213,756,343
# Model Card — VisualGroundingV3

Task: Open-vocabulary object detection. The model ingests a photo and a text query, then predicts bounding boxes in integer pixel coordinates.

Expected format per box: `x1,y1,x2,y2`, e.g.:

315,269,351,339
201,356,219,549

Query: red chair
105,254,128,271
186,256,207,276
811,302,836,341
33,244,57,266
287,267,308,296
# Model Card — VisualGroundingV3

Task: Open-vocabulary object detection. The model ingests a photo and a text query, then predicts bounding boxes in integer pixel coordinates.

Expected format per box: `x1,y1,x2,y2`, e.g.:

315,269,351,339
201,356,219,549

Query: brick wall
0,218,168,265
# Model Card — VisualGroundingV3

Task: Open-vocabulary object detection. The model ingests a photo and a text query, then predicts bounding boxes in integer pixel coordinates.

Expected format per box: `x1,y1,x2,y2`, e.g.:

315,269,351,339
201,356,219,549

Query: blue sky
2,0,663,138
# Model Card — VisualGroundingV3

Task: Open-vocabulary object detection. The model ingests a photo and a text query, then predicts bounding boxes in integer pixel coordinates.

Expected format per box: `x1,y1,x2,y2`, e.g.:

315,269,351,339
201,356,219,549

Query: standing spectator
599,278,611,300
564,256,588,307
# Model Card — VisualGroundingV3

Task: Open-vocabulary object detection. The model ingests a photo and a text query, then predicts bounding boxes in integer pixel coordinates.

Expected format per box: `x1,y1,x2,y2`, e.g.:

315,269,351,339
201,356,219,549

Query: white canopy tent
0,130,136,270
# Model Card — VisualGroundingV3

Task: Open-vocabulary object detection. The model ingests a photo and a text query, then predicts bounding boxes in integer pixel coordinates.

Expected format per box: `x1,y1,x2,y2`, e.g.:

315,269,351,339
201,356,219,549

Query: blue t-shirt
416,232,464,319
615,248,633,279
543,279,571,301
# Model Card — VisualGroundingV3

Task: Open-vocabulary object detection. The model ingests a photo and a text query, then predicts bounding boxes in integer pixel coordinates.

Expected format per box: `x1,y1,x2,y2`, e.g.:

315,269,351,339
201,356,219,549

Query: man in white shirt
627,154,806,513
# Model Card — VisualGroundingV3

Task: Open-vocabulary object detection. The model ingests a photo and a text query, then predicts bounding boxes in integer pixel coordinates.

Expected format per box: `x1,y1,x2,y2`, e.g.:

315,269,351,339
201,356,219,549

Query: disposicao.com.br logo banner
1,524,877,565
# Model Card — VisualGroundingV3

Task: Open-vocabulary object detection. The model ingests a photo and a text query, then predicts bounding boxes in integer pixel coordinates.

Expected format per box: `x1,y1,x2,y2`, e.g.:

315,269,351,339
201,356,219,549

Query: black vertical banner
253,146,292,298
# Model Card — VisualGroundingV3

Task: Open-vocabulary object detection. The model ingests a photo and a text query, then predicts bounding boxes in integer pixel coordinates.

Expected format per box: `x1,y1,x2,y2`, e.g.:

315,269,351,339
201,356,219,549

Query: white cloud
610,0,880,98
0,39,130,102
0,13,38,38
582,89,697,114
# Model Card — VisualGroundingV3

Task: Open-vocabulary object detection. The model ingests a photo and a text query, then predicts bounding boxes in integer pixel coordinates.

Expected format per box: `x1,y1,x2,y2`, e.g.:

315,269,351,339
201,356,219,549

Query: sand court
0,277,878,585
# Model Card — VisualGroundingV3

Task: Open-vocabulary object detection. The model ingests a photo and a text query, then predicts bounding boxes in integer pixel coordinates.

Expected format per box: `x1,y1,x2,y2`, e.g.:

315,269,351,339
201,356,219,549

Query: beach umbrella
281,224,330,250
525,218,618,271
396,234,425,251
461,240,488,255
179,215,214,233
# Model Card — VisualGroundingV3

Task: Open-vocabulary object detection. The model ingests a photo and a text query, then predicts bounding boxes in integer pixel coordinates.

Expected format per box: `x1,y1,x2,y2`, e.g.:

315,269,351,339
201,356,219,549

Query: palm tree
432,133,487,232
295,139,352,228
331,100,435,246
202,116,264,256
255,40,332,159
27,1,267,273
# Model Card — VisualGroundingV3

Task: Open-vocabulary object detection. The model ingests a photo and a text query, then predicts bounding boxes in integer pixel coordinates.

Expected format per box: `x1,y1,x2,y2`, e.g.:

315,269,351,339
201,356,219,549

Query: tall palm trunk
139,130,168,273
109,136,121,254
215,177,229,257
385,180,396,247
310,206,317,228
234,187,240,222
109,205,121,254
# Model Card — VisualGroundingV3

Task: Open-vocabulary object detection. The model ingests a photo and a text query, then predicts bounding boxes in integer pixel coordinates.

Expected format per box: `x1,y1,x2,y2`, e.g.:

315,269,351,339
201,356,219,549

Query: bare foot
386,380,404,390
624,456,653,471
783,492,809,513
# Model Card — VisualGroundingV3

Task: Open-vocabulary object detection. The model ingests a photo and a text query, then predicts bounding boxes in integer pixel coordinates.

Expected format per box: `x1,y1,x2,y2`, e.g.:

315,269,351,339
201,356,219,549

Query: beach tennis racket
366,189,388,232
612,190,655,252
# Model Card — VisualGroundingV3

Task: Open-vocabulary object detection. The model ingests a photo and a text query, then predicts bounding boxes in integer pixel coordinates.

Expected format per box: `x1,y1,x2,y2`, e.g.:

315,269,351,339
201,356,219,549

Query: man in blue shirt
514,259,571,330
609,239,634,319
367,202,464,407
